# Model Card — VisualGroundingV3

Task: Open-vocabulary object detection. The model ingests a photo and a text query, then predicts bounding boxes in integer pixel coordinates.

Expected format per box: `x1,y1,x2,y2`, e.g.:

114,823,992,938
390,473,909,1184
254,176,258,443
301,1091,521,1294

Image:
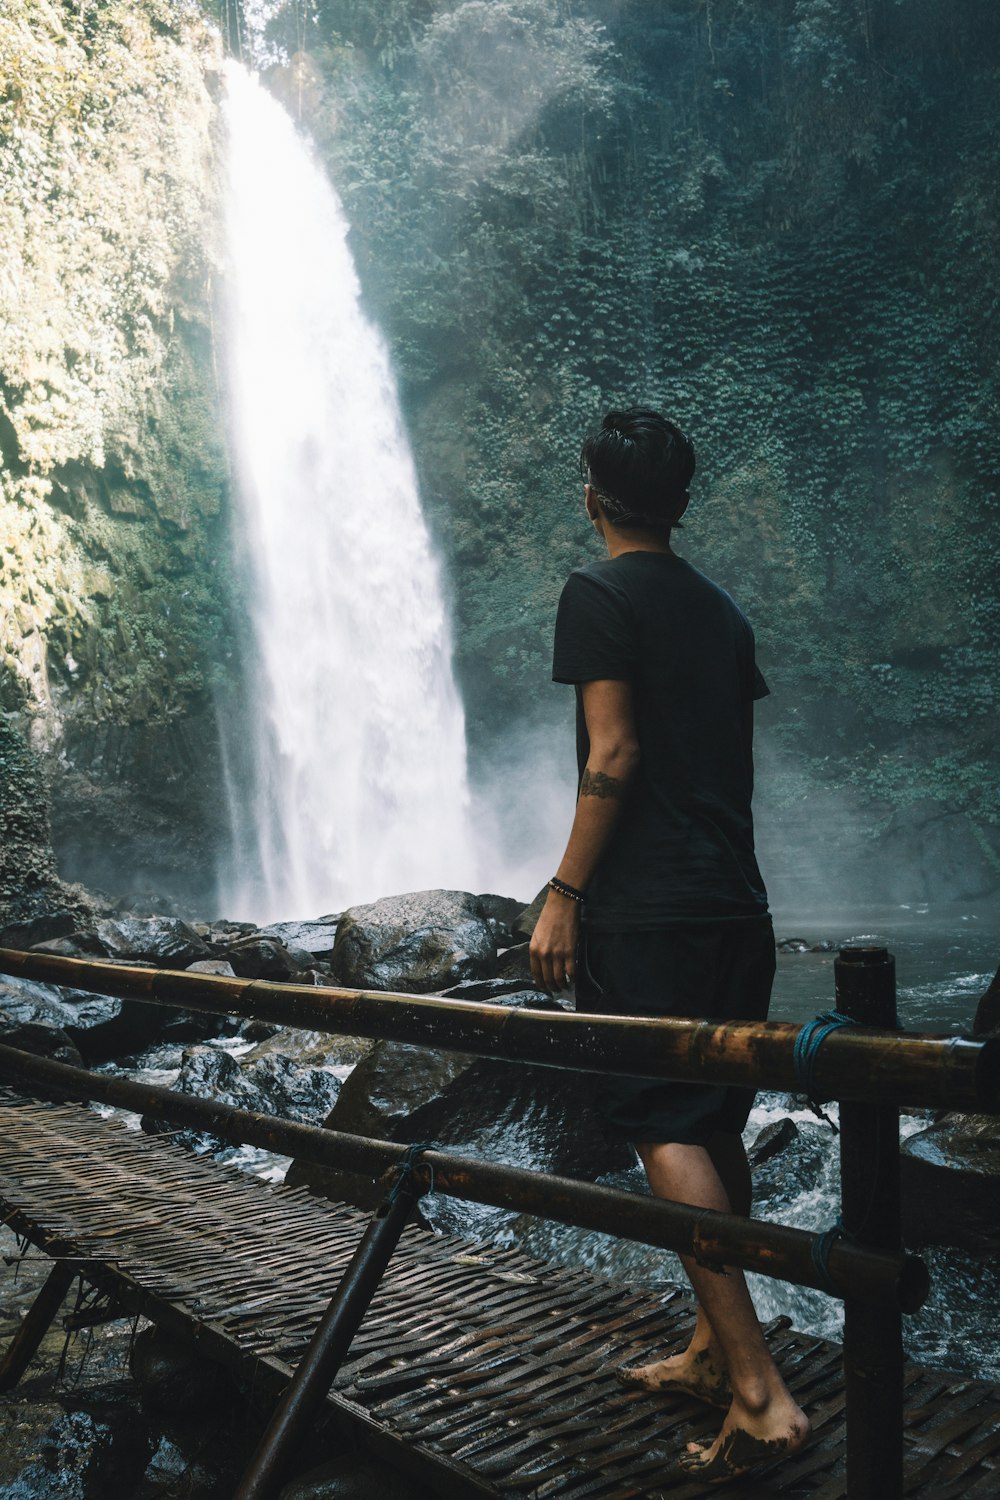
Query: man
529,408,808,1483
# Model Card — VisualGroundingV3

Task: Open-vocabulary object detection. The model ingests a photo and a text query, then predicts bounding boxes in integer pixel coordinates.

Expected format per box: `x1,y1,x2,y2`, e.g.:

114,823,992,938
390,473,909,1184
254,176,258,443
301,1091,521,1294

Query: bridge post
232,1159,422,1500
836,945,903,1500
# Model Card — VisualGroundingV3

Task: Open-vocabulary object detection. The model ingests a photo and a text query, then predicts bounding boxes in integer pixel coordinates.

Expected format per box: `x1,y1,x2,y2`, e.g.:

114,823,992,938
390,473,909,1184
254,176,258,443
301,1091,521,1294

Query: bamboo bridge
0,945,998,1498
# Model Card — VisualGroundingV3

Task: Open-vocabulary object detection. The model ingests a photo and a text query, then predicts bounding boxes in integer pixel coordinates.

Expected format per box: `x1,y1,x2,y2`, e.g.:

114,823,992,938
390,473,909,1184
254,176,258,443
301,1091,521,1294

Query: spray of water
219,62,478,922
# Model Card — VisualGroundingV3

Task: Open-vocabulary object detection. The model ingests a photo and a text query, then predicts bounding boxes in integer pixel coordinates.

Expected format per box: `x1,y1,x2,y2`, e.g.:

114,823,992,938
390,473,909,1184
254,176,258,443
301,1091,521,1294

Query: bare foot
679,1394,810,1483
616,1345,732,1410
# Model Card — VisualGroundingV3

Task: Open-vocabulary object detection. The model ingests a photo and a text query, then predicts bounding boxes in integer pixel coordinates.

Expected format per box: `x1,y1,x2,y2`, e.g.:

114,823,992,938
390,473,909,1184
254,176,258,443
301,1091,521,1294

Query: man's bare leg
627,1139,808,1479
616,1132,749,1407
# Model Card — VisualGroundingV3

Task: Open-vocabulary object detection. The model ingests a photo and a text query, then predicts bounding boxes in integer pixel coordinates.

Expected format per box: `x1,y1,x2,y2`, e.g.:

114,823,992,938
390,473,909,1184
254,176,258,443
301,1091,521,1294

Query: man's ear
672,490,691,525
584,484,603,528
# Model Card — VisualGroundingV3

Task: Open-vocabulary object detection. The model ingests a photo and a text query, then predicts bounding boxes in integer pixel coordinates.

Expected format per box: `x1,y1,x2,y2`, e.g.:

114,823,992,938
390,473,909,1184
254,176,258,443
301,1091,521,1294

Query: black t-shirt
552,551,770,929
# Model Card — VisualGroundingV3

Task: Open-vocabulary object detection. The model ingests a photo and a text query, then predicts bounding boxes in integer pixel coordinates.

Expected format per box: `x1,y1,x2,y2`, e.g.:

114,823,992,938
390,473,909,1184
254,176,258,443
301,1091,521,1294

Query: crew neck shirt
552,551,770,929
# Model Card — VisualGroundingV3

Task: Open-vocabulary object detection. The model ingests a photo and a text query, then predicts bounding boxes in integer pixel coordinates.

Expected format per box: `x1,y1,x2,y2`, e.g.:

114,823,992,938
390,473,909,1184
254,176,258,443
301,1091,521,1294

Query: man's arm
529,678,639,993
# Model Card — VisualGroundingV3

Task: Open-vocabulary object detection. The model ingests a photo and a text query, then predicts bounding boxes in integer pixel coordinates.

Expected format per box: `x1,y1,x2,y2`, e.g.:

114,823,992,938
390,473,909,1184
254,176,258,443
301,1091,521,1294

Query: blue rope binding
810,1218,848,1297
793,1012,860,1292
793,1010,857,1115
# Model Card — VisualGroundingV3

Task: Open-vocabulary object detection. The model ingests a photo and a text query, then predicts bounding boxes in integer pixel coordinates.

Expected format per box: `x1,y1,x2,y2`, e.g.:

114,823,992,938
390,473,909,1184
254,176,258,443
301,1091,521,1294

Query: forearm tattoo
580,768,627,799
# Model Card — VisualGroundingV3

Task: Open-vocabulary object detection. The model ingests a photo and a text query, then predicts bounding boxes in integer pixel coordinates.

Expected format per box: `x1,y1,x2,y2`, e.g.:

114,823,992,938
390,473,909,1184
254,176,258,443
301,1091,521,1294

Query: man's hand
529,889,581,994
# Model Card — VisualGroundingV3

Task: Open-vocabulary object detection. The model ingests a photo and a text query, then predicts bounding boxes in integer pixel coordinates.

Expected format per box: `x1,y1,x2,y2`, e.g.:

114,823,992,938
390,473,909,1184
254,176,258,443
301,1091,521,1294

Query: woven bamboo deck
0,1089,998,1498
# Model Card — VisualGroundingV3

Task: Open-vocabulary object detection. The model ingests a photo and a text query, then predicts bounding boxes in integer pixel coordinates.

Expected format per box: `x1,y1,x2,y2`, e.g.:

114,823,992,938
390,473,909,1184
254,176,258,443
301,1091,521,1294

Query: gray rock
141,1042,341,1153
93,916,210,967
439,977,544,1004
244,1027,372,1069
332,889,495,993
495,942,533,982
218,935,302,980
259,917,340,961
0,1013,84,1069
747,1116,799,1169
881,799,999,904
511,886,548,943
31,931,111,958
185,959,237,976
476,893,528,948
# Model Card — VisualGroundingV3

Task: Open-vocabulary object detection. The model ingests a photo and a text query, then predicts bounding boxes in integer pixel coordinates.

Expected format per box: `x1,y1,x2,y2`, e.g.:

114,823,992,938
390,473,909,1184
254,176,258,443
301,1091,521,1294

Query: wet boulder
476,893,528,949
217,934,303,980
495,942,532,983
141,1042,341,1153
259,917,340,963
331,889,495,993
511,887,547,943
0,1011,84,1068
0,974,113,1063
93,916,211,967
31,931,113,958
286,985,633,1209
243,1026,373,1070
747,1116,800,1169
901,1114,1000,1257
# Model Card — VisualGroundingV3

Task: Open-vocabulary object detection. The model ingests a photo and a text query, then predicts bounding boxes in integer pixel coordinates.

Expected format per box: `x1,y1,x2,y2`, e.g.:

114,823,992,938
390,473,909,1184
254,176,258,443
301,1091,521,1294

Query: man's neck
602,527,674,560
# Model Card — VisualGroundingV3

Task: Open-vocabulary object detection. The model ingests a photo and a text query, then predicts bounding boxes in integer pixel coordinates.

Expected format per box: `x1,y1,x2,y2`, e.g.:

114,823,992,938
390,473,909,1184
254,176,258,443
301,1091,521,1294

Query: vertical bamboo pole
232,1176,419,1500
836,945,903,1500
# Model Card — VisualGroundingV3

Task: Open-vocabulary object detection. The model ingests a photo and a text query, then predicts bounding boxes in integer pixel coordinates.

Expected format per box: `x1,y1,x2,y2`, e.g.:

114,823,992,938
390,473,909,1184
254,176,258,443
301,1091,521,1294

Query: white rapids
219,62,477,922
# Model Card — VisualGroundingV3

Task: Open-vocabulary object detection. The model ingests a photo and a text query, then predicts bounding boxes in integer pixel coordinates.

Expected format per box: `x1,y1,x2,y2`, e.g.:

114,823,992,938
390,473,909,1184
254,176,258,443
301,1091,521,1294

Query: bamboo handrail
0,947,996,1113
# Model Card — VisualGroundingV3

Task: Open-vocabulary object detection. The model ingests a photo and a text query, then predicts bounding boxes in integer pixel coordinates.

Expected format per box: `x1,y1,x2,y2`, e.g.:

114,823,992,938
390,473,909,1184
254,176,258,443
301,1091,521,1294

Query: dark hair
580,408,695,530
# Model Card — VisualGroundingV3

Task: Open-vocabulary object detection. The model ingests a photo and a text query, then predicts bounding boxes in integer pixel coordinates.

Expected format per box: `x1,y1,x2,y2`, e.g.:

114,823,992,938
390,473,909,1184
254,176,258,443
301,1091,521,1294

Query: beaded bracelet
548,876,586,904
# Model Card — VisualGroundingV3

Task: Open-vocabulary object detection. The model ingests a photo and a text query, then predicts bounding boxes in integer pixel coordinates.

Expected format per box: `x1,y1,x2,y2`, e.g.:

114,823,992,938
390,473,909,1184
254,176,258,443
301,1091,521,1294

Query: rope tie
385,1141,435,1207
810,1218,849,1297
792,1010,857,1130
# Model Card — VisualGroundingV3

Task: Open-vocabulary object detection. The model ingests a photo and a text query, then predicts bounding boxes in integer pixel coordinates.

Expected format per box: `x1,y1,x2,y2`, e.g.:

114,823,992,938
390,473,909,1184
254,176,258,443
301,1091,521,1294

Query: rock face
0,0,234,914
331,890,496,993
286,984,633,1209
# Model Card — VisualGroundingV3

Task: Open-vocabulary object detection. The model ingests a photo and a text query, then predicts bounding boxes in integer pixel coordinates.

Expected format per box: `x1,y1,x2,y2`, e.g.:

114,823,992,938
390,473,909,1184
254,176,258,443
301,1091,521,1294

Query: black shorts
574,918,775,1146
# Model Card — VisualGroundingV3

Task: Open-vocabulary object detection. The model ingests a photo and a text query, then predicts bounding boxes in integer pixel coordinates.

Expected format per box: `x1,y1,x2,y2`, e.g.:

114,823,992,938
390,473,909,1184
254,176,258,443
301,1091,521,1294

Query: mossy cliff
257,0,1000,907
0,0,232,915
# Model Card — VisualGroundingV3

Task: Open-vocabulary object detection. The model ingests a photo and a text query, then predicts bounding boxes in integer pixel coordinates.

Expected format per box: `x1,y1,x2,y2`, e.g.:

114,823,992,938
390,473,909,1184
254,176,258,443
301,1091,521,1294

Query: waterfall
218,63,478,922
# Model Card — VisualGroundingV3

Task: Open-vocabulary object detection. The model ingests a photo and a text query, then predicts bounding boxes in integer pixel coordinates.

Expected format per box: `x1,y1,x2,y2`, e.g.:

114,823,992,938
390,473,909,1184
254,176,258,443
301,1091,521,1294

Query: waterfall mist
218,63,478,923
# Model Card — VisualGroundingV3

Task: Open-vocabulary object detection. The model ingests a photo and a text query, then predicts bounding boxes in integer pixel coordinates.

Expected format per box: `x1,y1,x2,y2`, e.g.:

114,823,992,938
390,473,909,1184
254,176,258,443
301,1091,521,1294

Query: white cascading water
219,63,478,922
